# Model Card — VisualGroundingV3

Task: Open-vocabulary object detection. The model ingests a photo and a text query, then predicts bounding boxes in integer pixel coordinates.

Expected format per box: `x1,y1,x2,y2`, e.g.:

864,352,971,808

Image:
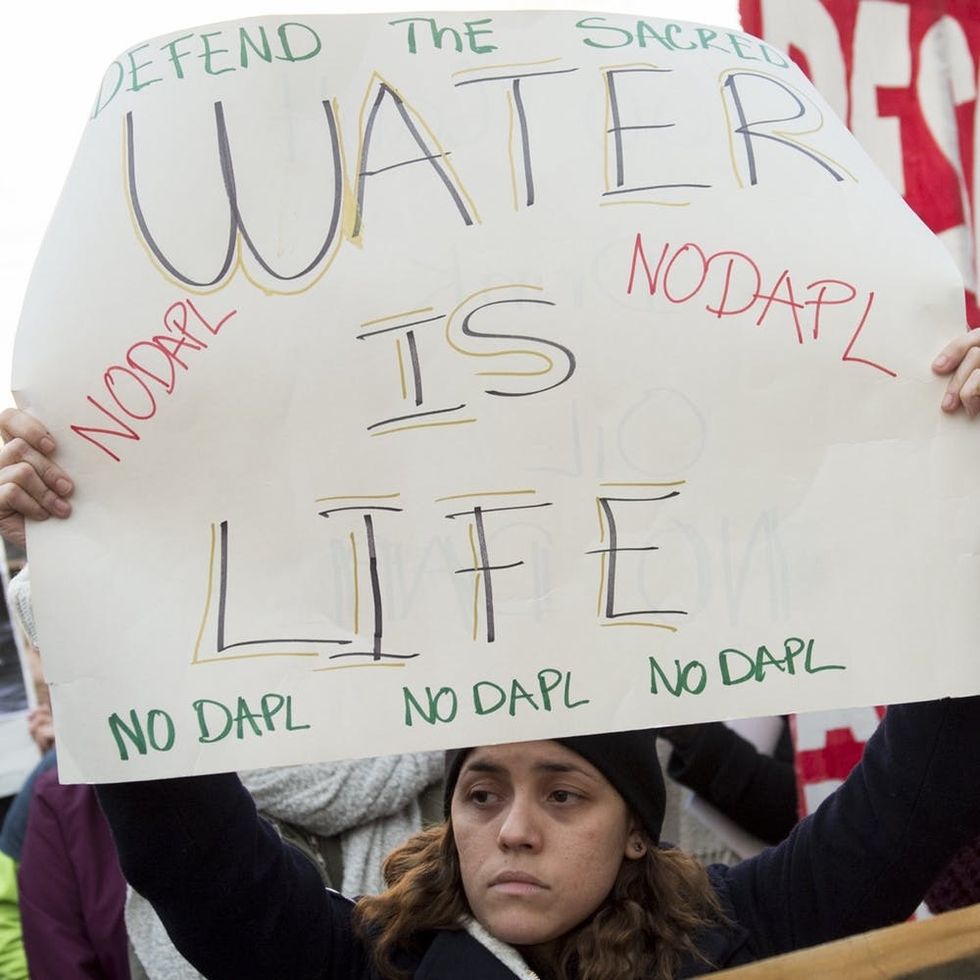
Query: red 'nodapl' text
626,234,895,378
71,299,237,462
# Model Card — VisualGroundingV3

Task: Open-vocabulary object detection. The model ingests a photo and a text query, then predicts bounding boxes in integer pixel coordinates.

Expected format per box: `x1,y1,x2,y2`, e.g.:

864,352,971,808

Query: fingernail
942,393,958,411
52,499,71,517
39,436,55,454
55,478,72,495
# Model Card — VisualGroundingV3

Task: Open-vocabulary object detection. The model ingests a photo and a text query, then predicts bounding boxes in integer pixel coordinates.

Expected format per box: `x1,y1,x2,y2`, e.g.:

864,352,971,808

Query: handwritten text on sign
12,11,977,782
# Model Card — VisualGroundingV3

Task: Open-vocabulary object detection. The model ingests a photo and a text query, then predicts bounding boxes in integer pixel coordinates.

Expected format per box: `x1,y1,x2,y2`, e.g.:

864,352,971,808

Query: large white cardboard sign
12,10,980,783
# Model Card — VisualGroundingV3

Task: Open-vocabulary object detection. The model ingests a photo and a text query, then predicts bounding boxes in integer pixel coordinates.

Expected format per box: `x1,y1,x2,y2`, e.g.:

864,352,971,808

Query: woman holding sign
0,331,979,979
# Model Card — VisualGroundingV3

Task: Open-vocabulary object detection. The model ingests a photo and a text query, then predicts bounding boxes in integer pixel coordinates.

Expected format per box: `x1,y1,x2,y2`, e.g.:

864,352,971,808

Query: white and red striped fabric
741,0,980,329
789,705,884,817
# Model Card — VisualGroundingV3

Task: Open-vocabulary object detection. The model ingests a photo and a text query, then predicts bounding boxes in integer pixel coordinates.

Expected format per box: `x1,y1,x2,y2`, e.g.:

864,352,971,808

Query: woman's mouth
489,871,549,895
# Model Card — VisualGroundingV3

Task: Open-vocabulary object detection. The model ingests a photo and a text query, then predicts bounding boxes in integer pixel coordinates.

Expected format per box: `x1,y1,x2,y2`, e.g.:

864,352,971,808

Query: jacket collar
415,927,537,979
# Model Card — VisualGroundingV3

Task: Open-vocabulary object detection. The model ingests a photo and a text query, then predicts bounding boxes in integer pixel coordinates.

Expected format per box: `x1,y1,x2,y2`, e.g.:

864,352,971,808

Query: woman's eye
549,789,580,804
469,789,497,806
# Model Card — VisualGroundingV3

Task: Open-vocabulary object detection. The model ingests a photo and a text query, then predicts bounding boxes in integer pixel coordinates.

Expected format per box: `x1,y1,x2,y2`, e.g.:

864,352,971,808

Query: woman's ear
624,821,648,861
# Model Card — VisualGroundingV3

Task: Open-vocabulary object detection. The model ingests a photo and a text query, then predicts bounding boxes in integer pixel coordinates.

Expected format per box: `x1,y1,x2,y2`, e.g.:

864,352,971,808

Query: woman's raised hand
0,408,73,550
934,328,980,417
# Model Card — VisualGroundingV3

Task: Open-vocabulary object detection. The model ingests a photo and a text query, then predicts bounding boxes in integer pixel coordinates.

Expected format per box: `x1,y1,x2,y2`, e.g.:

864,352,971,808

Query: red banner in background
741,0,980,326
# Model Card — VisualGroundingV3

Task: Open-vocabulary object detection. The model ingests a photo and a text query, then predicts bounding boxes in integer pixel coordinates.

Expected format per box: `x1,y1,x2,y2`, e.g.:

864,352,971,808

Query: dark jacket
664,718,797,844
97,696,980,978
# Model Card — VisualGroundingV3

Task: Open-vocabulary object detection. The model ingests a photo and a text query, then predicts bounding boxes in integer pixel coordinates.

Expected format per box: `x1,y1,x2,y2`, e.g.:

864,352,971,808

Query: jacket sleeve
666,721,798,844
96,773,376,980
723,695,980,959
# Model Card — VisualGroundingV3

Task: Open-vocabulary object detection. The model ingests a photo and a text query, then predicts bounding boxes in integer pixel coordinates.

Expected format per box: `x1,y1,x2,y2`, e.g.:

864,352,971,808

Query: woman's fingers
0,437,72,511
27,706,55,752
933,329,980,413
0,408,56,455
0,409,73,549
0,410,72,498
940,344,980,416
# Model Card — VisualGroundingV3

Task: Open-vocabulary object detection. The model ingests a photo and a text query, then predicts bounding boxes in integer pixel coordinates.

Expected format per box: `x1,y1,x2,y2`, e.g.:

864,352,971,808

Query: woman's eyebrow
462,760,506,775
534,762,596,779
461,759,598,779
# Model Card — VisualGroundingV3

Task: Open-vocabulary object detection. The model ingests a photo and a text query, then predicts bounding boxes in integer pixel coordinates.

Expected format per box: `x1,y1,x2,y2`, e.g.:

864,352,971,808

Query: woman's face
451,740,643,948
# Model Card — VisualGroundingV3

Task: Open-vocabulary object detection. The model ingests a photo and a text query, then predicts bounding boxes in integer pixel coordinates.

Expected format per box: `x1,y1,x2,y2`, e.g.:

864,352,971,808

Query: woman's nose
497,795,543,851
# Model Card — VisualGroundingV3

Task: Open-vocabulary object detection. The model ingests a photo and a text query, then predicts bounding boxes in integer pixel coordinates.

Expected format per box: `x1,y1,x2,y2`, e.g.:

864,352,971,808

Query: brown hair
354,822,724,980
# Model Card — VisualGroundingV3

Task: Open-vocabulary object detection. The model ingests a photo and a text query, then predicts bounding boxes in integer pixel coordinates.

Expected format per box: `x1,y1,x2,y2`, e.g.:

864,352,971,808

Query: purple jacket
18,765,130,980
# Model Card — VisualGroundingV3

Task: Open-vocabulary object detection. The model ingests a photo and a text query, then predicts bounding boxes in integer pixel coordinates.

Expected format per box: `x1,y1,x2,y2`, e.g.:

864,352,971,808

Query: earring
633,840,645,854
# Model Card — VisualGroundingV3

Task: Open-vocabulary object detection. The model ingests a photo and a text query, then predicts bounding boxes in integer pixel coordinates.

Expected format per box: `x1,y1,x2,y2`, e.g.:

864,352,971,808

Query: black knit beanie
443,729,666,843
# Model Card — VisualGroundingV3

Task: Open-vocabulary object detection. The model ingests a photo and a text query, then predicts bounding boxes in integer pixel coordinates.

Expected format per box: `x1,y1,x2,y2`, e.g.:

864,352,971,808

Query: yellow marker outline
196,649,322,663
599,62,663,195
125,98,351,297
361,306,435,327
596,550,607,617
471,573,483,641
592,481,687,631
445,283,555,380
506,88,520,212
468,522,481,641
599,480,687,487
451,56,566,214
314,493,401,502
451,57,564,79
435,489,536,502
192,522,321,664
370,418,477,436
595,495,607,545
597,63,709,207
192,522,219,663
358,306,439,403
719,68,856,190
601,621,679,632
349,531,360,634
395,337,408,400
599,199,691,209
594,497,608,614
314,494,404,636
315,662,407,672
351,71,481,246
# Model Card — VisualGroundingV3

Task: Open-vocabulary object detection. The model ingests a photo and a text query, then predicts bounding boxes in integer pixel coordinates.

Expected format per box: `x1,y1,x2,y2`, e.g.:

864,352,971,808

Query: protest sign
11,11,979,783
